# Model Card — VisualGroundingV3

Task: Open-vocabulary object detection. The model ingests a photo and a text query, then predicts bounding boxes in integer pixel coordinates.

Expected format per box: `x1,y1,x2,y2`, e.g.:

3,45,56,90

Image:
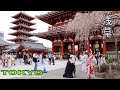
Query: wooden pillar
61,40,64,60
78,41,80,58
78,42,80,54
72,39,75,55
87,37,90,54
52,40,54,54
103,36,106,55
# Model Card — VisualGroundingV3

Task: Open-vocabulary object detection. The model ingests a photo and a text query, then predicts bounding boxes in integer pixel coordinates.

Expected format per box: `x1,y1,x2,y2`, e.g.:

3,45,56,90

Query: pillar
78,41,80,58
87,37,90,54
52,40,54,54
72,39,75,55
61,40,64,60
103,36,106,55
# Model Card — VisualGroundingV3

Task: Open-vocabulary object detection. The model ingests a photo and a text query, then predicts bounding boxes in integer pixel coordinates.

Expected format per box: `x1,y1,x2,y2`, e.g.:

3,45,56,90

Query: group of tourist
1,51,56,70
2,53,16,68
63,51,105,79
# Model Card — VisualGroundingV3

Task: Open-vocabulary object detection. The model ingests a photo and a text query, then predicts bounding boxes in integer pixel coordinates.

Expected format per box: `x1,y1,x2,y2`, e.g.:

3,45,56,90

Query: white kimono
39,54,43,65
82,54,88,73
8,55,12,68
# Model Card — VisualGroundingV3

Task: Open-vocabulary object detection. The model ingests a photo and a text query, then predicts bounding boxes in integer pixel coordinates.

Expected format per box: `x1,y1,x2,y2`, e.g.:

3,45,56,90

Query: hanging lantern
94,41,99,51
68,44,71,50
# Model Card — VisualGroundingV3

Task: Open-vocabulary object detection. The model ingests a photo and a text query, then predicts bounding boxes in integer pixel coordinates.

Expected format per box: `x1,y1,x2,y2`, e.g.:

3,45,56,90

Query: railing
48,24,67,31
106,37,120,40
106,54,120,59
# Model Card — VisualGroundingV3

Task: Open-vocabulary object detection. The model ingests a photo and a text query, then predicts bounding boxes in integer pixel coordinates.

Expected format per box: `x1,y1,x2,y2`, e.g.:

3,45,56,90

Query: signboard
103,15,112,37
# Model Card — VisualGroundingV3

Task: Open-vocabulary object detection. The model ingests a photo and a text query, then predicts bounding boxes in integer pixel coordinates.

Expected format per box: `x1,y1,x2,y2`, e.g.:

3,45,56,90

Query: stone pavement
11,64,101,79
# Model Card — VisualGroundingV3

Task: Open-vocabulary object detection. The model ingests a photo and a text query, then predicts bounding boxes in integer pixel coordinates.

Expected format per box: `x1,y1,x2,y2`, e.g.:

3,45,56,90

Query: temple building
35,11,120,60
0,39,10,55
7,12,48,54
35,11,81,59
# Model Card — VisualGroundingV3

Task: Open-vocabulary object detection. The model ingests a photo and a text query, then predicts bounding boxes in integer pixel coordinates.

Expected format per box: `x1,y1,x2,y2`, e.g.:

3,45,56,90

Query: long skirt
8,59,12,68
3,59,8,67
82,62,87,73
87,64,95,79
39,59,43,66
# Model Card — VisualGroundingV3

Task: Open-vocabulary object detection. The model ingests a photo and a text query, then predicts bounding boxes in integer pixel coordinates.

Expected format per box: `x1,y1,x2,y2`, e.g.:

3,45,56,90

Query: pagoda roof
8,37,37,42
36,11,77,25
10,24,36,31
0,39,11,46
11,18,35,26
12,12,35,21
9,30,33,36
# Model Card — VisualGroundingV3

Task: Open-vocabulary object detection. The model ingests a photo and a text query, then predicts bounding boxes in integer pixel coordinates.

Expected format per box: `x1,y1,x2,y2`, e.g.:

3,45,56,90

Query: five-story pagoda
8,12,37,43
7,12,48,54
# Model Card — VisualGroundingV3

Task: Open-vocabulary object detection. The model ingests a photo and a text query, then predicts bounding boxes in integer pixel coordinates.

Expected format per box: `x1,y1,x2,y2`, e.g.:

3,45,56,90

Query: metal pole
115,38,118,60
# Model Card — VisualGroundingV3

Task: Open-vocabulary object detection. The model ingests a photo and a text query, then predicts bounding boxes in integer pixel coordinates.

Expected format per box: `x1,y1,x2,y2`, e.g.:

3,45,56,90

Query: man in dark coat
63,58,75,78
17,52,23,64
23,52,28,64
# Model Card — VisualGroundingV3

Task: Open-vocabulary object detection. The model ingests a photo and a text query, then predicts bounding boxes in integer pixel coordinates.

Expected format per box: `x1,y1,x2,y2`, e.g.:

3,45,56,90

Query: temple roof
12,12,35,21
22,42,46,50
11,18,35,26
10,24,36,31
0,39,11,46
9,30,33,36
3,44,20,52
36,11,77,25
4,42,47,52
33,29,75,40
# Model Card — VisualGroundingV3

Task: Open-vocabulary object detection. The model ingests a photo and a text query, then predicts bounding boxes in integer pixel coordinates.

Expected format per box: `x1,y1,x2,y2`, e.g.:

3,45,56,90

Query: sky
0,11,52,48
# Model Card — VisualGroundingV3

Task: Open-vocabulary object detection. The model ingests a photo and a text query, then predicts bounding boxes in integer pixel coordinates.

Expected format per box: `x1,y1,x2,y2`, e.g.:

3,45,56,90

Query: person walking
86,53,97,79
39,53,43,66
51,54,55,65
11,53,16,66
48,52,52,65
8,53,12,68
33,53,39,70
28,53,33,65
23,52,28,65
17,52,23,64
83,51,89,73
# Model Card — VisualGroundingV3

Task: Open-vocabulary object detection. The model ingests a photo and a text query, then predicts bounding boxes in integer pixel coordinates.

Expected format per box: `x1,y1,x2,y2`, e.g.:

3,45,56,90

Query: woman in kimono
39,53,43,66
8,53,12,68
82,52,89,73
2,53,6,67
86,53,97,79
4,53,9,67
63,57,76,78
80,52,87,73
11,53,16,66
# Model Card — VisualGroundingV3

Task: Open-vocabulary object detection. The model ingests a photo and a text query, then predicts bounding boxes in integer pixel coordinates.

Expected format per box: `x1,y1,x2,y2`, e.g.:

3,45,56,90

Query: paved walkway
11,64,100,79
0,59,101,79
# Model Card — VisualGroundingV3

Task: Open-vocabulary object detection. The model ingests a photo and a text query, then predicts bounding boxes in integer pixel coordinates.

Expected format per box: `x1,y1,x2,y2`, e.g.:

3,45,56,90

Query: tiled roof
4,44,20,52
46,47,52,52
0,39,10,46
4,42,48,52
22,42,47,50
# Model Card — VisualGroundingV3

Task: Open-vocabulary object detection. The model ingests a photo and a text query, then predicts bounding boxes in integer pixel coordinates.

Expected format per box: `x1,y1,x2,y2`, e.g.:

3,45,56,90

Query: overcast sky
0,11,52,48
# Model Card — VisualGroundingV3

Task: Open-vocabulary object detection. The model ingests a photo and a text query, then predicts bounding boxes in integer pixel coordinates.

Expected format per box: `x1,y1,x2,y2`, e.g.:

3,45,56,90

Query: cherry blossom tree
65,11,120,52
